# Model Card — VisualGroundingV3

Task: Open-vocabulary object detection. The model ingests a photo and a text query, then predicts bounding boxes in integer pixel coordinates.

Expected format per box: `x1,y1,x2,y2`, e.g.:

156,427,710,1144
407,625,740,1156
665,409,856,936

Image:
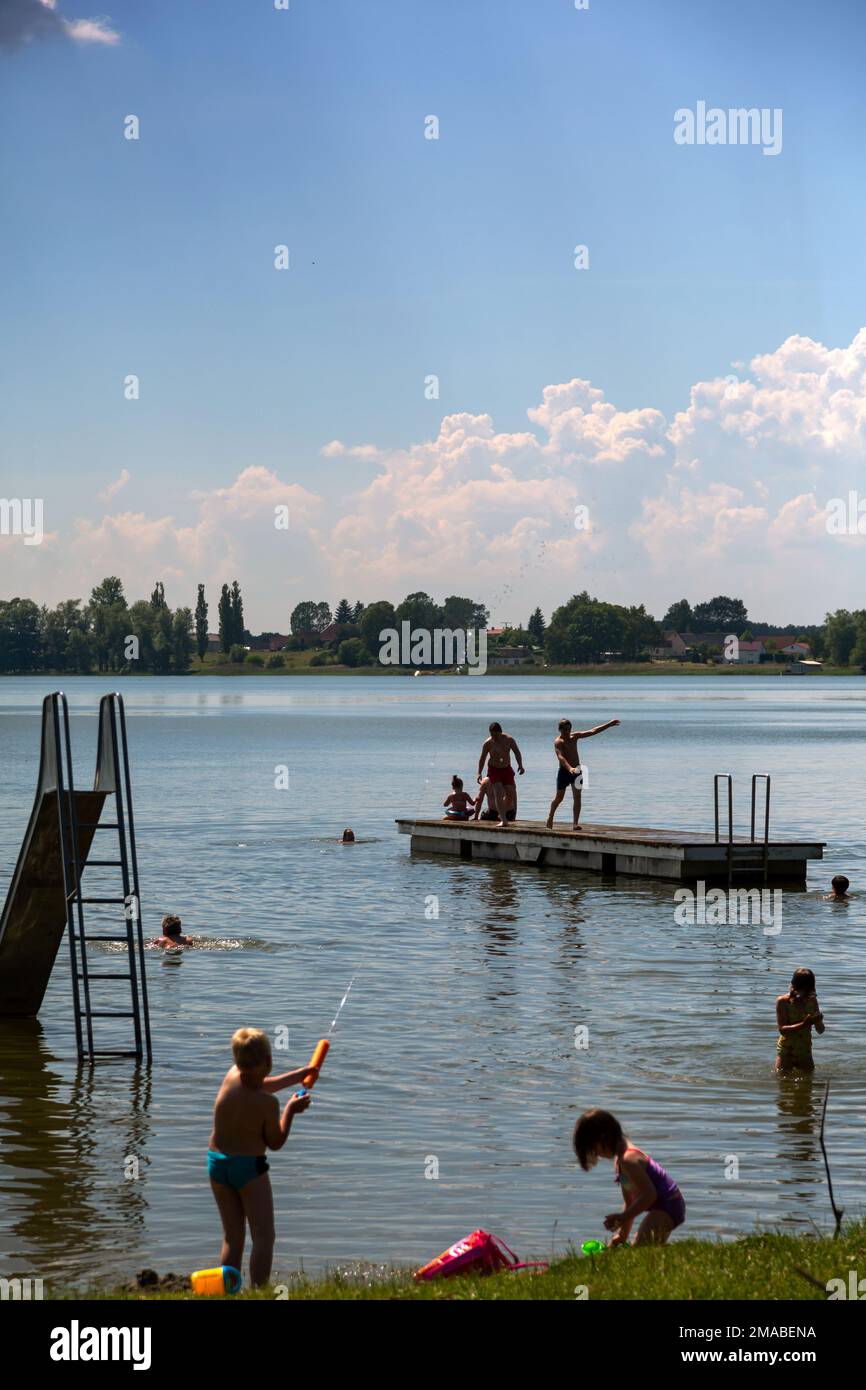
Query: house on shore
652,630,812,665
489,645,533,666
786,659,824,674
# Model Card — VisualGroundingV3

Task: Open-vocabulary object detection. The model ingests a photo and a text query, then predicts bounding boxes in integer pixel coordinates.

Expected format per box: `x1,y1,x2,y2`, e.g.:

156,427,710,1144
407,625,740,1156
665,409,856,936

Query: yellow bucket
190,1265,242,1296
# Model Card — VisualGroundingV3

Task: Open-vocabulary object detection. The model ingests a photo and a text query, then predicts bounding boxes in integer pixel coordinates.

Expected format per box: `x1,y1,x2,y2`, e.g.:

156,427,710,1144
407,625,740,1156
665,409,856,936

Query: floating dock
395,819,825,886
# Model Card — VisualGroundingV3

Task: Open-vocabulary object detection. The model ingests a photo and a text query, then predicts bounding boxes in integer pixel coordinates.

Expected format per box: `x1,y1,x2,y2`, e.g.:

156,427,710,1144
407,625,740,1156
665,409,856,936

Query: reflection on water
0,1019,153,1280
0,675,864,1282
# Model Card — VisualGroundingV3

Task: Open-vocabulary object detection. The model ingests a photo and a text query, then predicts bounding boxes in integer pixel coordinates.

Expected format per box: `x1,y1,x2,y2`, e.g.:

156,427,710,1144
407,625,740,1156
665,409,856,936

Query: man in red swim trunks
477,722,525,828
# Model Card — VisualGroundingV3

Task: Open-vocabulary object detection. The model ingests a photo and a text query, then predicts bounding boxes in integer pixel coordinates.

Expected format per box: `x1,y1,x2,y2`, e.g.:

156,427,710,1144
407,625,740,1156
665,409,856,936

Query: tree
218,585,232,654
849,612,866,671
151,605,174,674
65,626,94,674
527,608,546,644
544,592,626,664
229,643,246,663
334,599,353,624
172,608,194,673
150,581,167,610
90,576,125,607
358,601,396,661
825,609,858,666
88,576,129,672
41,600,90,672
441,595,489,632
395,591,441,632
126,600,156,670
195,584,209,663
338,637,372,667
229,580,244,645
621,605,660,659
691,596,748,630
0,598,42,672
290,600,332,636
662,598,693,631
351,600,365,622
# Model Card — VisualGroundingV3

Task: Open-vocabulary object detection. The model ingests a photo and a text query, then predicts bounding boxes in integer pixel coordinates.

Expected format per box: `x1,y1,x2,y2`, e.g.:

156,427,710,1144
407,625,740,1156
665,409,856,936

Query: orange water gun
295,1038,329,1099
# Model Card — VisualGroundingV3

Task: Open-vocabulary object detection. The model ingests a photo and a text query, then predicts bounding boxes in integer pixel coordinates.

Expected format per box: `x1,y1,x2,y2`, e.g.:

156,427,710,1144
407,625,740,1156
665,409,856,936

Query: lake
0,674,864,1288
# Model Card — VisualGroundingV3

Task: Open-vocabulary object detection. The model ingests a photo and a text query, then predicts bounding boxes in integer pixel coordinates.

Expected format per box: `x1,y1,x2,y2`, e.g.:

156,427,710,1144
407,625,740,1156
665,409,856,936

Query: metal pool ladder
55,692,152,1062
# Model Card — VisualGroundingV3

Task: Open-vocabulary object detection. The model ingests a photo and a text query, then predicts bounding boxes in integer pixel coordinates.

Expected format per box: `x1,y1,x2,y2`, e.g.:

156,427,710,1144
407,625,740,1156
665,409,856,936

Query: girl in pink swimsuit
573,1108,685,1246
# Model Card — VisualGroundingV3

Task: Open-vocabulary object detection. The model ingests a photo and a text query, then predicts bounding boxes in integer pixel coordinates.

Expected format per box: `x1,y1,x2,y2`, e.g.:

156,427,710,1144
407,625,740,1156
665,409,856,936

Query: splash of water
328,972,360,1035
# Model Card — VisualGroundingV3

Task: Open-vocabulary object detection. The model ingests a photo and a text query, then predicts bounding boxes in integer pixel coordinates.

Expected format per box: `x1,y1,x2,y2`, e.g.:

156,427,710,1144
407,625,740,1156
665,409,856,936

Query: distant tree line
660,595,831,660
0,575,240,674
3,580,863,673
284,593,491,667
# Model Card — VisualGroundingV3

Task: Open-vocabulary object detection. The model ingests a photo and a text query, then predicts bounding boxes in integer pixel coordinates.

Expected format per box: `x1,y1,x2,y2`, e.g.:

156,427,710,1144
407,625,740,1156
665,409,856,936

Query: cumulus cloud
0,0,119,51
98,468,130,503
320,440,381,461
49,467,325,620
7,330,866,625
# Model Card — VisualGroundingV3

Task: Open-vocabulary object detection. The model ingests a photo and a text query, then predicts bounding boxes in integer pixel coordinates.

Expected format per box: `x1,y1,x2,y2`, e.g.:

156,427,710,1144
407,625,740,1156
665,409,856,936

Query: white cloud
0,1,120,50
63,15,120,45
320,440,381,460
7,330,866,625
98,468,130,503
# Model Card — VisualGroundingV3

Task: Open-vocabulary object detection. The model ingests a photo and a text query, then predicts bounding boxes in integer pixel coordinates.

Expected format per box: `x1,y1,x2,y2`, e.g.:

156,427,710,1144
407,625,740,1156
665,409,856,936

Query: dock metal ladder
53,692,152,1062
713,772,772,888
713,773,734,888
750,773,771,886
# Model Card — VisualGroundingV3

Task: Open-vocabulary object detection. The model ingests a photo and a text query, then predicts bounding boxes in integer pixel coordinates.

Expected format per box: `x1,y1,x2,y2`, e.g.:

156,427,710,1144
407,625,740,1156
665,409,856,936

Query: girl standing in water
776,968,825,1072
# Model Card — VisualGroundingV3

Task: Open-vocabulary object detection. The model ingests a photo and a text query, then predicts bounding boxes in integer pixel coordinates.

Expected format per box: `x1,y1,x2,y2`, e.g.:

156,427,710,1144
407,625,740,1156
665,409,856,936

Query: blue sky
2,0,866,627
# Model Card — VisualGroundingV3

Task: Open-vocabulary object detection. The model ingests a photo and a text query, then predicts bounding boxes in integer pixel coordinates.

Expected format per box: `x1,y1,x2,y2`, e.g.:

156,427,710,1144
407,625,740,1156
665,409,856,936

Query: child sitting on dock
443,776,476,820
775,968,825,1073
208,1027,317,1287
153,914,192,947
573,1108,685,1246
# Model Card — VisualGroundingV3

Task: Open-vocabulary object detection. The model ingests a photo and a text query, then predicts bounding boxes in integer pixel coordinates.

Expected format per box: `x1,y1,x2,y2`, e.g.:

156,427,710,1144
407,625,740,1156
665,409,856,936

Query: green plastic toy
581,1239,606,1255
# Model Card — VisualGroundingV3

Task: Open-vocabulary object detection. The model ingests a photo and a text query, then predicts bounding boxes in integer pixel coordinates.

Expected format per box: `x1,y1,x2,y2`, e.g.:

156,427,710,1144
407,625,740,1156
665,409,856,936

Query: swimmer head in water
342,828,355,843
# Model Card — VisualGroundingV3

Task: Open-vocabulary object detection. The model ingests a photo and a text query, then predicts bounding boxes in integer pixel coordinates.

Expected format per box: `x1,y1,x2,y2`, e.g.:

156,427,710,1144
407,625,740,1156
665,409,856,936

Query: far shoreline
3,663,861,679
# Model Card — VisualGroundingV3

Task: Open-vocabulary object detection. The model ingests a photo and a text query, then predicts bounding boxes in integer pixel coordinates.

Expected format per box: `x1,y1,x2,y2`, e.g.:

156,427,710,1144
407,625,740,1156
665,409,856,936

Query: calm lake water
0,674,864,1289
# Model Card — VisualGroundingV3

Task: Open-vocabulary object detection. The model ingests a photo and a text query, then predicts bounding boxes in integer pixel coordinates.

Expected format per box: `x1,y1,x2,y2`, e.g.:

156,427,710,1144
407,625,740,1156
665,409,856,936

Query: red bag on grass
414,1229,548,1281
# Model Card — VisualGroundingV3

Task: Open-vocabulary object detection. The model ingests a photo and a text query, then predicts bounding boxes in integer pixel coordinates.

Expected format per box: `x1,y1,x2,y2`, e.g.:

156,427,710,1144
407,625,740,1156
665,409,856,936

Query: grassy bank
187,655,856,678
70,1223,865,1300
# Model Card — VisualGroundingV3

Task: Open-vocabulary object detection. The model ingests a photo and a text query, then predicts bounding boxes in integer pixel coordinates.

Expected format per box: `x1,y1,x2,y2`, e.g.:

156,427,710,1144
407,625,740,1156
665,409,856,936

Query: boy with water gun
207,1027,319,1287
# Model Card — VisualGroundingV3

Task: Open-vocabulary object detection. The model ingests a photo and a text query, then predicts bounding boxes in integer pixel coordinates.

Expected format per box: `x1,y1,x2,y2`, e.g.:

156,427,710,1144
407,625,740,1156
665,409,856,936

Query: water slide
0,695,106,1016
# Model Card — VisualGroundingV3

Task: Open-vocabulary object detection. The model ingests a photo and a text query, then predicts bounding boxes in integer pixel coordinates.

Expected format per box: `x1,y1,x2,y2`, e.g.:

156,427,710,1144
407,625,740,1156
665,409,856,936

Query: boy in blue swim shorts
208,1027,317,1286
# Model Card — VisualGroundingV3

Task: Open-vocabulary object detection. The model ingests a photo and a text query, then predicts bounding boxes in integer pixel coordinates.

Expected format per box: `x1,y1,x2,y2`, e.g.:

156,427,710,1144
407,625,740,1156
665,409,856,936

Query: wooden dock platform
395,818,825,886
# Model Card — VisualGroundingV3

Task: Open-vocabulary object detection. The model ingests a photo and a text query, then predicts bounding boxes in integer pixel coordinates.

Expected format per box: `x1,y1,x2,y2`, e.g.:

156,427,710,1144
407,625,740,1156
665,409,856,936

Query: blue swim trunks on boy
207,1150,269,1190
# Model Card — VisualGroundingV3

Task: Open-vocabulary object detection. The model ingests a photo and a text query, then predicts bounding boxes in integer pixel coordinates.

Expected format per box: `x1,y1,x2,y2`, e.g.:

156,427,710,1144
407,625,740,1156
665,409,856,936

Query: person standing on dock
477,722,525,828
547,717,620,830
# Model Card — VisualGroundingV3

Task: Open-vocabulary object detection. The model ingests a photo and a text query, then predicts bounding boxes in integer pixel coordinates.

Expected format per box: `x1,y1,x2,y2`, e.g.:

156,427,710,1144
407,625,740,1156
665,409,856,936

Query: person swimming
341,828,356,843
829,874,850,900
775,968,825,1073
573,1108,685,1246
153,914,192,947
443,776,475,820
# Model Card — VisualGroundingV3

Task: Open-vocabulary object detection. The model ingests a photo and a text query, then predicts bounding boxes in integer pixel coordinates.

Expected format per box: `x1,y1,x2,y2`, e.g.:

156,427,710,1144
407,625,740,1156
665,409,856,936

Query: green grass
188,656,855,678
65,1223,866,1300
23,657,854,679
